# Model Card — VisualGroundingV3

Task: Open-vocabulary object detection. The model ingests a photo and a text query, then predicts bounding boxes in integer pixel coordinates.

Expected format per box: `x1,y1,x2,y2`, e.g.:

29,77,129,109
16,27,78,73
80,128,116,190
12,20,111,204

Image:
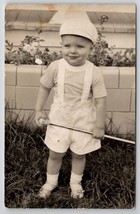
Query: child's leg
71,152,86,175
47,150,65,174
70,152,86,198
39,150,65,198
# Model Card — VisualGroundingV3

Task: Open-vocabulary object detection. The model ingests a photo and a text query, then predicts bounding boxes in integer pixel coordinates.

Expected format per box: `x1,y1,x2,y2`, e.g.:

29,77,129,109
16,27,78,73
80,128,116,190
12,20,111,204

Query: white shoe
70,183,84,199
38,182,57,198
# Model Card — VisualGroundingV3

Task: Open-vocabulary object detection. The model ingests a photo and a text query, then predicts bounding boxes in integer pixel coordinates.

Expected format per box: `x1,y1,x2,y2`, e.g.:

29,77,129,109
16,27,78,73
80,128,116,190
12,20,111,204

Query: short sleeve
92,67,107,98
40,60,58,89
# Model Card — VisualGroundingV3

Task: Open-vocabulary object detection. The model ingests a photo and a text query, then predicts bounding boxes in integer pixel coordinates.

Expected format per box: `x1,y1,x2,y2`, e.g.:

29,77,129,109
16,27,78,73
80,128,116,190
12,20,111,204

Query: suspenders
57,59,65,102
57,59,93,103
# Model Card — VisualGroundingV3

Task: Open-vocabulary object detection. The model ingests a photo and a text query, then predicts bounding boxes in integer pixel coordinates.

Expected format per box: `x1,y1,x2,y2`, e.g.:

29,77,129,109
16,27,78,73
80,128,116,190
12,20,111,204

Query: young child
35,14,107,199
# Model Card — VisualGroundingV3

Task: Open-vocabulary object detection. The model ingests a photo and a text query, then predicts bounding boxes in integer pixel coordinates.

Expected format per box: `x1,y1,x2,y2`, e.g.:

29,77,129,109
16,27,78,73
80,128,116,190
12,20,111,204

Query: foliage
5,15,135,67
5,36,62,66
89,15,135,66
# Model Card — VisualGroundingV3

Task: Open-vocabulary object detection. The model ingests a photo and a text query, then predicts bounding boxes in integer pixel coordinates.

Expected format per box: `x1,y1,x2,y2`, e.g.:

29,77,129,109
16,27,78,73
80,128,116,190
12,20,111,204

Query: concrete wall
5,64,135,134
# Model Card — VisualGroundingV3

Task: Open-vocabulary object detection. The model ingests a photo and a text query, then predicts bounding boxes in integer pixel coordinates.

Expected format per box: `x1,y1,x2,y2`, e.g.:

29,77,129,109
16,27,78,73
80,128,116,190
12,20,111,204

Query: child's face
61,35,93,66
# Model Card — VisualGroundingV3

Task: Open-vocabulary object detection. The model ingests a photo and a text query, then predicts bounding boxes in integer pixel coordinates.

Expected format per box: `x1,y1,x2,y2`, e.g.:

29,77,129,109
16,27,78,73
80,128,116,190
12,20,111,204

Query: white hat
59,12,98,43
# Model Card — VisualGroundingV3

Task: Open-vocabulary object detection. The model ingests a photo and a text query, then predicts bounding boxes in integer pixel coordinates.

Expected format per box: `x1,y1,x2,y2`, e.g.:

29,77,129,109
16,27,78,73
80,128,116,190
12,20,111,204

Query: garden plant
5,15,135,67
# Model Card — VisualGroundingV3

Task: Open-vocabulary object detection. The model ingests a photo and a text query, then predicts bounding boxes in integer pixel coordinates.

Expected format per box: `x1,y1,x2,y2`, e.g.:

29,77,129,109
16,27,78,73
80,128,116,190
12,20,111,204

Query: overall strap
57,59,93,103
81,61,93,103
57,59,65,102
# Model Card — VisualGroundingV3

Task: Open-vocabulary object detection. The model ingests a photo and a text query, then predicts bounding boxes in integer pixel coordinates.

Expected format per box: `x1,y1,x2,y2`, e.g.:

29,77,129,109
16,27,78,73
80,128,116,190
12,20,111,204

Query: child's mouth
69,56,79,59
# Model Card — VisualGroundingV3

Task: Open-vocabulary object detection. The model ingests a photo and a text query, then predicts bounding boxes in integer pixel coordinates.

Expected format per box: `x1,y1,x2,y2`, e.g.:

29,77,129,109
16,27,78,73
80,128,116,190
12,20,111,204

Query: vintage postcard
5,3,136,209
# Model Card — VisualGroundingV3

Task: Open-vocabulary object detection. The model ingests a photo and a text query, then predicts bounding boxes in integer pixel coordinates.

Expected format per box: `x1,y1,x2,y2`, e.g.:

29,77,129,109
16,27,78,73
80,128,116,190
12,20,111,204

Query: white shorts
44,125,101,155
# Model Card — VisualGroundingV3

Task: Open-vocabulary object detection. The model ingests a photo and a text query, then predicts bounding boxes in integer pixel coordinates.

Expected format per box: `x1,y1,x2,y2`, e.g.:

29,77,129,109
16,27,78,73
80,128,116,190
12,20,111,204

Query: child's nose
70,46,77,53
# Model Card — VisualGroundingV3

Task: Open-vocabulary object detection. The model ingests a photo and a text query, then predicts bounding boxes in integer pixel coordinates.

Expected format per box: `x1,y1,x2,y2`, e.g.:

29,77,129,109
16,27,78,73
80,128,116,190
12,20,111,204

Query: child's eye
64,44,70,48
77,45,84,48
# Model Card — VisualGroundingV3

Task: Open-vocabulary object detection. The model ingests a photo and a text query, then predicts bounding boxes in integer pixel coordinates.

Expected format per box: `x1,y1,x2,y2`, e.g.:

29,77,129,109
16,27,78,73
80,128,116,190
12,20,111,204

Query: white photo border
1,0,139,213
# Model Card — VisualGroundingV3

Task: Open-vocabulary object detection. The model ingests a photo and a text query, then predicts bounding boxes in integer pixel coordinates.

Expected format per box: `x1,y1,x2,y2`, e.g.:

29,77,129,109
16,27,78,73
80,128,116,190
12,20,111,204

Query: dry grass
5,117,135,208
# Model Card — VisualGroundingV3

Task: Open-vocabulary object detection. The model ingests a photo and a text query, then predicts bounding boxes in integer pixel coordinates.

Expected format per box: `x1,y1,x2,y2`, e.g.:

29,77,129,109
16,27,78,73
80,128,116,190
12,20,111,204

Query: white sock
46,173,59,186
70,172,83,184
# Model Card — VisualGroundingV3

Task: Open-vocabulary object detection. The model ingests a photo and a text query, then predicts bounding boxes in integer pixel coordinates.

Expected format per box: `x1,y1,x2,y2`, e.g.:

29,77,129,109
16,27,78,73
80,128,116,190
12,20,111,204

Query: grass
5,116,135,208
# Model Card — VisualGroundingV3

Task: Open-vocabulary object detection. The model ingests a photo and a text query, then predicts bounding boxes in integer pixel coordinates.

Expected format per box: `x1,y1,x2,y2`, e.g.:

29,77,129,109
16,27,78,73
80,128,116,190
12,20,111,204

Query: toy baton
39,119,135,145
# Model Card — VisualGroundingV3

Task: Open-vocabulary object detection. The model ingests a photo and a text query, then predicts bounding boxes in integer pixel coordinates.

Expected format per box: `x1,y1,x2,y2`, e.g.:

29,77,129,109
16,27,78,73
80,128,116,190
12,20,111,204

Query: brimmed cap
59,14,98,43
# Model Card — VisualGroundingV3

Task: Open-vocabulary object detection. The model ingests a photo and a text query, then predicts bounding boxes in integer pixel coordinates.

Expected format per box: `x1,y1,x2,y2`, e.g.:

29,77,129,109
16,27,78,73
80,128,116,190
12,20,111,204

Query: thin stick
104,134,135,144
39,119,135,144
49,123,135,145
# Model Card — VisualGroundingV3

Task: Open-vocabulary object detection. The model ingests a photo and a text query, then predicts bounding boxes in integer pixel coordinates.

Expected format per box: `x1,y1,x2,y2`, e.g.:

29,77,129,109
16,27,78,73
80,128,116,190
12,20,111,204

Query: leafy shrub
5,37,62,66
5,15,135,67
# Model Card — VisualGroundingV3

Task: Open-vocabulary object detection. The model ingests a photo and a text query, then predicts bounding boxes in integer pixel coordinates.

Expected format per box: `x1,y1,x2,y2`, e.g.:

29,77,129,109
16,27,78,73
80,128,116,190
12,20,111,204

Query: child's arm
93,96,106,139
35,85,51,126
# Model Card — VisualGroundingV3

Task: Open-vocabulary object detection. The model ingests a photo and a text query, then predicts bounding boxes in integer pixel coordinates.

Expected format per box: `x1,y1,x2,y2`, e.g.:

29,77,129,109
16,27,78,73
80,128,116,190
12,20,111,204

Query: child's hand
35,111,48,126
92,127,104,140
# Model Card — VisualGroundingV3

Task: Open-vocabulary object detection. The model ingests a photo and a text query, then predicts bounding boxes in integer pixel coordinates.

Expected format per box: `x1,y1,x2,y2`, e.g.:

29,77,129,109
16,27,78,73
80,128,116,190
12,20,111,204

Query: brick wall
5,64,135,134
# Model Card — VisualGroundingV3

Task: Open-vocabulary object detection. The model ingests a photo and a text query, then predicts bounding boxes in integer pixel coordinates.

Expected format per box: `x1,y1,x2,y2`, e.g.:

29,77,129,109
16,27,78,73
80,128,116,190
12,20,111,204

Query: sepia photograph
5,3,136,208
